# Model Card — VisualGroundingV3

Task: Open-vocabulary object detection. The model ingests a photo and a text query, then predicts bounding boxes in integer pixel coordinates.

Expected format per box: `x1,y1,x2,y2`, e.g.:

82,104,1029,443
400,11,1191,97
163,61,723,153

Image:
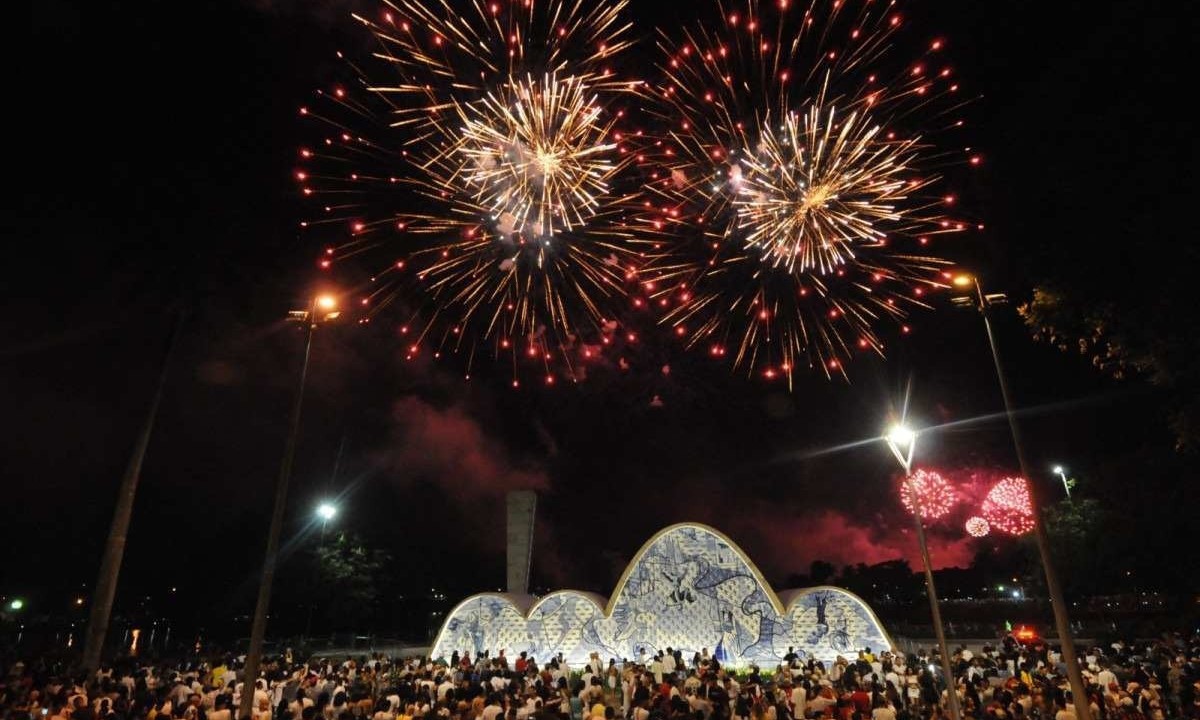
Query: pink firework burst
965,516,990,537
899,469,957,520
982,477,1035,535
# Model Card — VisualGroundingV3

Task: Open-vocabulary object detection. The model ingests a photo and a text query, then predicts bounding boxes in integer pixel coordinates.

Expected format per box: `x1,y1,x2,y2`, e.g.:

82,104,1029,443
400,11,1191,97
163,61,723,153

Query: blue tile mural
430,523,892,666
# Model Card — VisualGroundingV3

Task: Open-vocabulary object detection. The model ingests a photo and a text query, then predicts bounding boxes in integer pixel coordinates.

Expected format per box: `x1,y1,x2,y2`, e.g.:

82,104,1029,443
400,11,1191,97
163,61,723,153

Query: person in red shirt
851,687,872,715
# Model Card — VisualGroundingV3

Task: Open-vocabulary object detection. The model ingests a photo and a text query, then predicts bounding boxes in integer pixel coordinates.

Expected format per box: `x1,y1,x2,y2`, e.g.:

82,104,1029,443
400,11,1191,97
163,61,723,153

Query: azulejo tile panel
430,523,891,666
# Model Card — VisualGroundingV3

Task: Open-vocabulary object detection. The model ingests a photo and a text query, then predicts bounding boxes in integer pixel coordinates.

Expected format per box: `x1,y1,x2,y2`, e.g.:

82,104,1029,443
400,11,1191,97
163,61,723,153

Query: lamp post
82,313,183,673
303,502,338,640
884,424,962,720
1053,466,1072,499
238,295,338,720
952,273,1092,720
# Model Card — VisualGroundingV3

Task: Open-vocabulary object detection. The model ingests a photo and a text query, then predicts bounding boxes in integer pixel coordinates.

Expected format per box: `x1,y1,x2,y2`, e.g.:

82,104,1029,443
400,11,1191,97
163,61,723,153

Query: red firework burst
899,468,957,520
981,477,1035,535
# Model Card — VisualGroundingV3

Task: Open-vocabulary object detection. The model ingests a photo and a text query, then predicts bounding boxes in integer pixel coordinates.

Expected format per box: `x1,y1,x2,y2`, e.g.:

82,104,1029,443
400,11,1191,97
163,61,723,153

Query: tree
1000,2,1197,453
313,532,392,630
810,560,836,585
1019,498,1111,598
1021,286,1200,451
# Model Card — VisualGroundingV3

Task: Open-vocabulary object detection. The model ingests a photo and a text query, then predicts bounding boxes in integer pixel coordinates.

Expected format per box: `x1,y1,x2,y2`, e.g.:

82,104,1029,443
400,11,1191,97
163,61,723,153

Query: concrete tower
506,490,537,595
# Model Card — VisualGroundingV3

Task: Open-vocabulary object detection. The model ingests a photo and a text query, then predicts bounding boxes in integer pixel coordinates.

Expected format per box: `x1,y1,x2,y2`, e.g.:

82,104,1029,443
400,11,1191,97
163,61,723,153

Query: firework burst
982,477,1035,535
298,0,644,383
899,468,957,520
964,516,990,538
636,0,978,382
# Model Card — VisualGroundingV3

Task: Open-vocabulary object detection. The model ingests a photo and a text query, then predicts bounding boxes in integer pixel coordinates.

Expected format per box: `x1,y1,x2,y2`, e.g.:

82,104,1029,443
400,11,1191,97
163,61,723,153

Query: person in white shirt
790,684,807,718
481,698,504,720
871,699,896,720
516,697,541,720
290,690,314,720
252,696,274,720
650,656,664,685
1097,666,1117,690
208,698,233,720
251,680,270,711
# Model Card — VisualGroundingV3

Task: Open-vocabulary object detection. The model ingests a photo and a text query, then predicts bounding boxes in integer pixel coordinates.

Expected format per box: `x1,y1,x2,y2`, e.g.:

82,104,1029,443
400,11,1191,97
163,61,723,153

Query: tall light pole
953,273,1092,720
1052,466,1072,499
884,423,962,720
82,313,182,673
238,295,339,720
303,502,338,640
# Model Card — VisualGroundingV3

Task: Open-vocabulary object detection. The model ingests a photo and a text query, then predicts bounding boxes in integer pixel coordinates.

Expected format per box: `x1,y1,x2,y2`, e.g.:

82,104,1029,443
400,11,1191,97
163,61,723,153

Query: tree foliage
1021,284,1200,451
313,531,393,630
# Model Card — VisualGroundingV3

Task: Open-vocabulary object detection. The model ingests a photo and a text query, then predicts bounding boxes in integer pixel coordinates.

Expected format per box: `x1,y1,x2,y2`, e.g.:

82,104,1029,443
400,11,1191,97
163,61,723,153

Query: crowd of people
1,632,1198,720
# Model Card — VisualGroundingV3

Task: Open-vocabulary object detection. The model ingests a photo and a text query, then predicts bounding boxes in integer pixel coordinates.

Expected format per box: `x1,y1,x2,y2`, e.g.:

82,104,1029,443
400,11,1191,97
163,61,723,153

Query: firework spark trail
299,0,644,384
636,0,979,383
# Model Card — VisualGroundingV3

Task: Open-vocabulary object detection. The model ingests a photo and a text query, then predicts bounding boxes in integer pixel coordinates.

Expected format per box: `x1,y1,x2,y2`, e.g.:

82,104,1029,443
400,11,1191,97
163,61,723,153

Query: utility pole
961,275,1092,720
238,296,337,720
82,313,182,672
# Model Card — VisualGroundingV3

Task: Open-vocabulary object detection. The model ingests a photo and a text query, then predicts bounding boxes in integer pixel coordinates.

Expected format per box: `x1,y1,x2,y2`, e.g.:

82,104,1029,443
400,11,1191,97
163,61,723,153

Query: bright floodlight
887,424,916,449
316,295,338,311
316,503,337,521
9,599,23,611
1053,465,1064,475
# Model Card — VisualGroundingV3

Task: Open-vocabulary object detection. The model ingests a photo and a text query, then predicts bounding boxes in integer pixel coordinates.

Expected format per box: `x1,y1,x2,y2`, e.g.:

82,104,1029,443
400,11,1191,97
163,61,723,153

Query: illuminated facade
430,523,892,666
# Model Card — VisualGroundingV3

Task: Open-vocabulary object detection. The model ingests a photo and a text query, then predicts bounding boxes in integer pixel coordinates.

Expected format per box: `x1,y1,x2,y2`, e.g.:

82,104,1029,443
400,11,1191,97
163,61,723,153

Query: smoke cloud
378,396,548,501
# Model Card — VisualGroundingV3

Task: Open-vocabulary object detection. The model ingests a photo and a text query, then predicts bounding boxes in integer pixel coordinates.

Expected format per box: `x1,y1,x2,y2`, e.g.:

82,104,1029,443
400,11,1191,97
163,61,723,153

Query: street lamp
951,272,1091,720
886,424,916,470
305,501,340,639
9,599,23,611
1053,466,1072,499
238,294,339,720
883,423,962,720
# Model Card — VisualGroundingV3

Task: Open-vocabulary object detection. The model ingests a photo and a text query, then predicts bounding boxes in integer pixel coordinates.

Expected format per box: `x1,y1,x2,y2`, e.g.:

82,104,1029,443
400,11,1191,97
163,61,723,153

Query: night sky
6,1,1193,637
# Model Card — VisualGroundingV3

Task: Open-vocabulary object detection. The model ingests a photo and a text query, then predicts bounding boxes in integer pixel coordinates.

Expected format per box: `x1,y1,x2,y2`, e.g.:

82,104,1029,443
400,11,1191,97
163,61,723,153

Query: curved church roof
430,522,893,666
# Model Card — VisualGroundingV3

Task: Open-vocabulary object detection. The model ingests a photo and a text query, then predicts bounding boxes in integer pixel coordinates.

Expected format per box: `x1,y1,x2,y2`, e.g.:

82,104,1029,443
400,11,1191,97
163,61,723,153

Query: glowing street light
950,269,1091,720
1053,465,1072,499
316,503,338,522
9,599,24,611
881,421,961,720
240,292,342,720
885,423,917,474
